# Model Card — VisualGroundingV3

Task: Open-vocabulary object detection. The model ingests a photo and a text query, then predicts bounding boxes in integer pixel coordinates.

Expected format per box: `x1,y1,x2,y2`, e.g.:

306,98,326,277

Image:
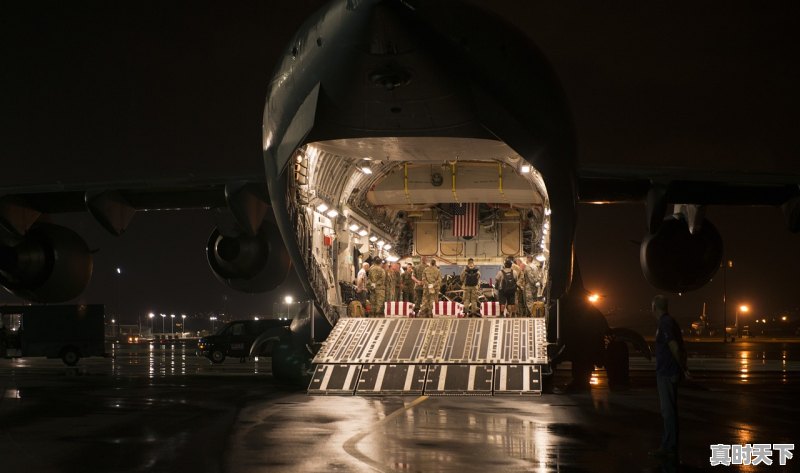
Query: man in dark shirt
650,294,689,459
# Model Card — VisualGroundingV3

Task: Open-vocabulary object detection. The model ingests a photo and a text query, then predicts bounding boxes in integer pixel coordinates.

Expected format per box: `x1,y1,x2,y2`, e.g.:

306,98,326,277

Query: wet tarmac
1,341,798,472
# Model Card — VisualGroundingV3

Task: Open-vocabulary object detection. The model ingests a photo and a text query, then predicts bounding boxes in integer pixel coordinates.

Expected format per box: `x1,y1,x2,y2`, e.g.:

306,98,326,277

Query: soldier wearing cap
368,259,386,316
460,258,481,316
385,261,398,302
412,256,428,309
420,259,442,317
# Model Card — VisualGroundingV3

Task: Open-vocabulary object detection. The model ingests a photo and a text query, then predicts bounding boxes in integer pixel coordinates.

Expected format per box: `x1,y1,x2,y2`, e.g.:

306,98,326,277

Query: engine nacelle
206,220,291,293
0,223,93,302
640,215,723,293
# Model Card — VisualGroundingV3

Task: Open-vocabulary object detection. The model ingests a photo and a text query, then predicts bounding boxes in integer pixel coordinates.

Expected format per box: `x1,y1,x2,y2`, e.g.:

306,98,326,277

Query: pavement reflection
0,343,797,473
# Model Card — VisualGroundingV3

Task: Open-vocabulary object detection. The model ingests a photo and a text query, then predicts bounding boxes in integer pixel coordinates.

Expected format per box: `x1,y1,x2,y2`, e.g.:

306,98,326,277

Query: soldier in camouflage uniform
513,257,527,316
420,259,442,317
401,263,415,303
385,261,398,302
412,256,427,309
460,258,481,316
523,255,540,317
368,259,387,317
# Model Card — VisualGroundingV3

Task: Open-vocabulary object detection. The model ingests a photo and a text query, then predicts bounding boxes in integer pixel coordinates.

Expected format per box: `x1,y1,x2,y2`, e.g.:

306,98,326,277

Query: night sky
2,1,799,332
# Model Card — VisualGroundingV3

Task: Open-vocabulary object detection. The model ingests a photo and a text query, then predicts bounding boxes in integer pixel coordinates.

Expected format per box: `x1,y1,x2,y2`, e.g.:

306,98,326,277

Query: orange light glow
588,294,600,303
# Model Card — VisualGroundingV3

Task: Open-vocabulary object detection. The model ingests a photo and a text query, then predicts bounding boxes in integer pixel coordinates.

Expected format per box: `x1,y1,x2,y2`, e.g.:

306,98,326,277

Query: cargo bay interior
287,137,552,323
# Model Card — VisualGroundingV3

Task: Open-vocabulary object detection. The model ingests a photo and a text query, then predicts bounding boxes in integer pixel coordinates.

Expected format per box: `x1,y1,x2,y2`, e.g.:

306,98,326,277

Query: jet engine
0,223,93,302
206,220,291,293
640,214,723,293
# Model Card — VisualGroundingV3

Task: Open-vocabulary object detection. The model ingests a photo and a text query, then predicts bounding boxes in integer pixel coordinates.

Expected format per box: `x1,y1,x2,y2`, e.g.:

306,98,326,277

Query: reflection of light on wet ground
740,351,750,382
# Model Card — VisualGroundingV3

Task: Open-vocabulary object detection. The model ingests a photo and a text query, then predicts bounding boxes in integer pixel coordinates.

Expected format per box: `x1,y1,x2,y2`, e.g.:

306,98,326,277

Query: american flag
451,203,478,237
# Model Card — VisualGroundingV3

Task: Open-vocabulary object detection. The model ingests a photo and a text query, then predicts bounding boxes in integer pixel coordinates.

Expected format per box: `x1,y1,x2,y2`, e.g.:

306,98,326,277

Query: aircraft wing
578,165,800,207
0,174,291,303
0,175,267,234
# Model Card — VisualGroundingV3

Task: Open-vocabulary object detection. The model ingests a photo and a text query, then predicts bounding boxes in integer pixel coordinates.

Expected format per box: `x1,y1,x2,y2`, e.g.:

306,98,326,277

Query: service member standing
412,256,428,309
401,264,415,303
420,259,442,317
522,255,540,317
513,257,526,316
495,259,519,317
368,260,387,317
385,261,398,302
460,258,481,316
649,294,689,459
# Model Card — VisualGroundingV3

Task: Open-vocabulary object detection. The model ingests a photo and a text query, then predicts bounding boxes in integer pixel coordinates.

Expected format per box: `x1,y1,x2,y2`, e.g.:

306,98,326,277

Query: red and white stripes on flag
452,203,478,237
481,301,502,317
433,301,464,317
384,301,415,317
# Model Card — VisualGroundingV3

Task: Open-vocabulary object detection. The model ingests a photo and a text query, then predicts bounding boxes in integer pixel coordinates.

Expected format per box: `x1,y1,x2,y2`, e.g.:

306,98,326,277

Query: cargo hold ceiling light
377,240,385,247
316,203,328,213
326,209,339,218
535,254,546,262
358,229,368,236
349,224,360,232
369,235,378,242
520,164,531,173
383,244,392,250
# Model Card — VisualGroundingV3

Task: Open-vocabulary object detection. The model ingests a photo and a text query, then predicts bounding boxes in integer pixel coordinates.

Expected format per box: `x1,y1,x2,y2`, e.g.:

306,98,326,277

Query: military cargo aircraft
2,0,798,390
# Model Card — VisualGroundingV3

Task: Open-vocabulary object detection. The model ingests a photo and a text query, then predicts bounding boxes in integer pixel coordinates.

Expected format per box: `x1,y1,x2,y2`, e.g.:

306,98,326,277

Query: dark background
1,1,798,332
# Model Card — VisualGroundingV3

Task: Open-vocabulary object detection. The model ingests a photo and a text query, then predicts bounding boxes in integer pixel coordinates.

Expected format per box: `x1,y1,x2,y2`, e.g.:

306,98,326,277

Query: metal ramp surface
309,318,547,396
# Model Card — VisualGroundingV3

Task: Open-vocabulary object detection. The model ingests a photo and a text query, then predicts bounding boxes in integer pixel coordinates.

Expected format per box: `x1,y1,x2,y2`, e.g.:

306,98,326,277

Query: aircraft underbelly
309,317,548,395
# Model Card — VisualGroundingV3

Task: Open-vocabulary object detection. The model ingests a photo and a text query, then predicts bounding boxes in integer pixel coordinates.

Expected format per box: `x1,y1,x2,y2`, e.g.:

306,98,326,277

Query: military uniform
420,264,442,317
460,265,481,316
385,267,398,302
522,263,540,317
413,261,426,308
368,263,386,316
512,262,525,316
401,268,415,303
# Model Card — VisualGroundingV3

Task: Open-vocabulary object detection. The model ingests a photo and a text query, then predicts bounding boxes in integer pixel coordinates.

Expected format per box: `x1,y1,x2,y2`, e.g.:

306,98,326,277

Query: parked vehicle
196,319,291,363
0,304,107,365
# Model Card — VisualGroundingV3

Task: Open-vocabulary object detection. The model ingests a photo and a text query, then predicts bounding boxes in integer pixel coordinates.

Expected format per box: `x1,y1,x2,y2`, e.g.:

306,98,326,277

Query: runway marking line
342,395,429,472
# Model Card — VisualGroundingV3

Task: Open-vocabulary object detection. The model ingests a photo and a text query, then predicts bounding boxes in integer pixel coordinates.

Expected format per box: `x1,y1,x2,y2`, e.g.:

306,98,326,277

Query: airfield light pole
210,316,217,332
722,260,732,343
160,314,166,333
181,314,186,334
736,304,749,337
170,314,175,334
284,295,293,320
148,313,155,336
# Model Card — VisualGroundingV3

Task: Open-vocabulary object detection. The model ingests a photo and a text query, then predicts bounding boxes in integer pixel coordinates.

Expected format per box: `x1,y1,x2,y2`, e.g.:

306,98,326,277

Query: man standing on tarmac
412,256,428,310
649,294,689,460
460,258,481,317
368,259,387,317
420,259,442,317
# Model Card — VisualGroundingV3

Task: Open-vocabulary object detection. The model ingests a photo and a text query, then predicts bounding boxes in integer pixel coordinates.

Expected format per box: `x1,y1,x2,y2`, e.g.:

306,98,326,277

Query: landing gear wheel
62,348,80,366
605,340,630,390
210,350,226,364
272,342,313,386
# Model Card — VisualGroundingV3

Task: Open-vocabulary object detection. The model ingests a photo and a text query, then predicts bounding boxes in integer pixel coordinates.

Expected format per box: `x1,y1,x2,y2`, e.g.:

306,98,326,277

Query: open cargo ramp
308,318,548,396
